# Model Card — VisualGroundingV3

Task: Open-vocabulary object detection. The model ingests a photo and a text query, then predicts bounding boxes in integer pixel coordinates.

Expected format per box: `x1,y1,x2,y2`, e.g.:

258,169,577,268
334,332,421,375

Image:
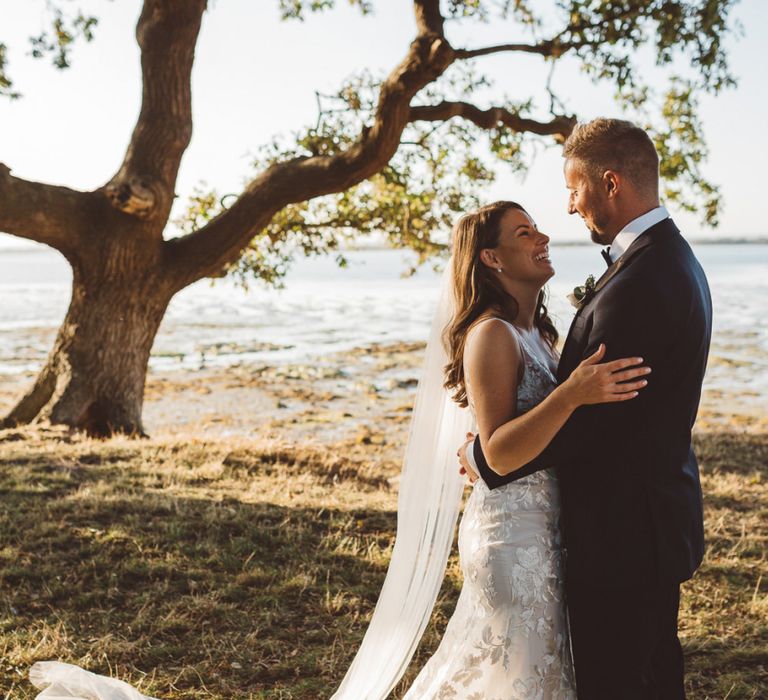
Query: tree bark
1,0,206,436
105,0,206,225
2,234,173,437
0,164,91,257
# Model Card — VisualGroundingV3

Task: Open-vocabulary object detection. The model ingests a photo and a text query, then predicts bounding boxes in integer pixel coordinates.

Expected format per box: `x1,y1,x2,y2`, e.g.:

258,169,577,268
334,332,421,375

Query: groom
460,118,711,698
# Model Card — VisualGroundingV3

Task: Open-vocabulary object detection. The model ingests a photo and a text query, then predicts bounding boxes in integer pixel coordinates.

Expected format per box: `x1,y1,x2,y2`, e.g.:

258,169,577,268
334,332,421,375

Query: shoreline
1,341,764,446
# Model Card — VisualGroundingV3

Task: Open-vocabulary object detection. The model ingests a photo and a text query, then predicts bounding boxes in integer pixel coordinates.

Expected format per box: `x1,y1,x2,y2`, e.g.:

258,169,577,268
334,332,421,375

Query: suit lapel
590,217,679,299
593,256,625,294
556,217,680,379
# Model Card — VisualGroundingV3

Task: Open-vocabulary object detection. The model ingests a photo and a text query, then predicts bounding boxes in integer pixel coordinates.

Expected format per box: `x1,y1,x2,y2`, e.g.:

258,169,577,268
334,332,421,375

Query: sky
0,0,766,252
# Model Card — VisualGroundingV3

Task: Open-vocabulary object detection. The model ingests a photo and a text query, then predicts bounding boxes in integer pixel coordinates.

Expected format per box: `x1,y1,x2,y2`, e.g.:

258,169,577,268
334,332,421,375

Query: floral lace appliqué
403,323,576,699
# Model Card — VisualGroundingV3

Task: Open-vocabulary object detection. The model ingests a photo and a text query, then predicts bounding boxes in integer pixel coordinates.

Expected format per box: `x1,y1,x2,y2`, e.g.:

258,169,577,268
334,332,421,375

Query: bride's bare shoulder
463,317,524,407
464,316,522,363
466,315,517,341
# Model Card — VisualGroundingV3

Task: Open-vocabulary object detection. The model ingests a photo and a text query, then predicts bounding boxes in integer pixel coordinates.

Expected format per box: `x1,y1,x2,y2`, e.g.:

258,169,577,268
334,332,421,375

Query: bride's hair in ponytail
443,201,558,407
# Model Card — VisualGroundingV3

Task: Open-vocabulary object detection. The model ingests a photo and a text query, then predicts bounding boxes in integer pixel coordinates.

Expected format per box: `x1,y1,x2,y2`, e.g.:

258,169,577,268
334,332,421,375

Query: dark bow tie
601,247,612,267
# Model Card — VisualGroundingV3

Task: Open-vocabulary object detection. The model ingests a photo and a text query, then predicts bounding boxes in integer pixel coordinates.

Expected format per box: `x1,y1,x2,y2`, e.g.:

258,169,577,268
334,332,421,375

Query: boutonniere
567,274,596,309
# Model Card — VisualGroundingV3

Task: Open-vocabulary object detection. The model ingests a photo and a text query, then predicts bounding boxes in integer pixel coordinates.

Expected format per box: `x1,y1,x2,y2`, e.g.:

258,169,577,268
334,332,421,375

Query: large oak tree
0,0,738,436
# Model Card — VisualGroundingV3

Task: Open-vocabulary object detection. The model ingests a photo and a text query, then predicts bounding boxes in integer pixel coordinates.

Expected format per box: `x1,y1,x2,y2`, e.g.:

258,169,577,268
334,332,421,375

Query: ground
0,342,765,698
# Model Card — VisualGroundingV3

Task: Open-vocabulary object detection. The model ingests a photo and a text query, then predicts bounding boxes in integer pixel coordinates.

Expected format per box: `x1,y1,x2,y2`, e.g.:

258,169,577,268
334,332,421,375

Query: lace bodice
467,317,558,420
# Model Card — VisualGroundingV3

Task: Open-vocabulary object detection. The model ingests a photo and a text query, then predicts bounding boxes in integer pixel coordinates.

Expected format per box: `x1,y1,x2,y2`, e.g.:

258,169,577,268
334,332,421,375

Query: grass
0,427,765,698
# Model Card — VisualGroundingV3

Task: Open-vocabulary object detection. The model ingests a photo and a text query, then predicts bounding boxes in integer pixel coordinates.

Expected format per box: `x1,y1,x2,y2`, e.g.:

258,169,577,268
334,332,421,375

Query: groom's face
564,159,613,245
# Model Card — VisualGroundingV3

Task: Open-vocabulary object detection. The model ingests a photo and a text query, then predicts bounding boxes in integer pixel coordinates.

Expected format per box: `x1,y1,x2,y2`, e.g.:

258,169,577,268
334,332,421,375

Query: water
0,243,766,413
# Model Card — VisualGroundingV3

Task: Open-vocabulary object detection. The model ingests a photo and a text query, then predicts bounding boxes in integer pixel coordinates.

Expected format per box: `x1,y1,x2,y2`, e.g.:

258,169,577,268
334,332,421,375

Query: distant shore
1,237,768,255
550,237,768,246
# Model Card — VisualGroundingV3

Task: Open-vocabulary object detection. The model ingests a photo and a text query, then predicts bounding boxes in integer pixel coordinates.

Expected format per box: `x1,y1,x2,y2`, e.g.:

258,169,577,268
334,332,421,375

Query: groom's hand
457,432,479,484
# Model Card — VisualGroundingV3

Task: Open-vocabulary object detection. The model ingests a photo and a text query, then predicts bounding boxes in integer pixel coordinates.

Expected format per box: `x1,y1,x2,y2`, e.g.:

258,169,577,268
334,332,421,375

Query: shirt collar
609,206,669,263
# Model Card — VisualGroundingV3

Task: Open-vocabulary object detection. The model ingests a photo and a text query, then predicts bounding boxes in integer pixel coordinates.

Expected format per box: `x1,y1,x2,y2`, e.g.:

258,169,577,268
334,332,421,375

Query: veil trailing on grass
29,264,472,699
30,662,158,699
330,262,473,699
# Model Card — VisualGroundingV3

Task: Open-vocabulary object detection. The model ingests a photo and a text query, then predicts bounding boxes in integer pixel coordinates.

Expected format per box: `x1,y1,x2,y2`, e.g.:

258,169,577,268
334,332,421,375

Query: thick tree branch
409,102,576,142
414,0,444,37
105,0,206,222
165,0,453,287
455,39,572,60
0,162,92,254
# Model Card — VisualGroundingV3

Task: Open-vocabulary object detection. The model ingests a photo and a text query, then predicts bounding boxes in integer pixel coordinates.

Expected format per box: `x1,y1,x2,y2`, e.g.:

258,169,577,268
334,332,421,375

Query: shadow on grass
0,436,407,698
694,430,768,477
0,429,765,699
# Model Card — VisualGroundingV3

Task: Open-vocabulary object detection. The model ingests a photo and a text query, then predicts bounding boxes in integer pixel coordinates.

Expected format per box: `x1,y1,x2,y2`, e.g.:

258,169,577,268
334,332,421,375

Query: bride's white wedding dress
401,319,576,699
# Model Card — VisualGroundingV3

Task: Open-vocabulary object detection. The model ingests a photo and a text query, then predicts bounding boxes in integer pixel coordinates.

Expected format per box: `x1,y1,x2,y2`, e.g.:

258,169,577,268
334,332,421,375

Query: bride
398,200,649,698
29,201,649,699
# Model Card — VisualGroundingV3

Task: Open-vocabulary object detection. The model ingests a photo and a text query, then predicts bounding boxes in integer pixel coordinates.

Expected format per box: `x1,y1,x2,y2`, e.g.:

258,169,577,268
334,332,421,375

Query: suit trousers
566,579,685,699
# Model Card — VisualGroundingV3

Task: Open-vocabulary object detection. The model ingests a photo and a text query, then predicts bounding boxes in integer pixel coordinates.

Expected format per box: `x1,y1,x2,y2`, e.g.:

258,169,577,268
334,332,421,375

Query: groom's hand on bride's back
458,432,479,484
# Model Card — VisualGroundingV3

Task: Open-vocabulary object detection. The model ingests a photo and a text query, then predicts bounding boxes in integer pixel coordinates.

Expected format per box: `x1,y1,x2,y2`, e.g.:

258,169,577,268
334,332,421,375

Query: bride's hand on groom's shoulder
457,432,479,484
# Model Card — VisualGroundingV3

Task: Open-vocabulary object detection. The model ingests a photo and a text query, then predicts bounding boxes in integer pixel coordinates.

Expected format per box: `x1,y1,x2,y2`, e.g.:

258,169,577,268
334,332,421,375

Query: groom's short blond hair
563,118,660,197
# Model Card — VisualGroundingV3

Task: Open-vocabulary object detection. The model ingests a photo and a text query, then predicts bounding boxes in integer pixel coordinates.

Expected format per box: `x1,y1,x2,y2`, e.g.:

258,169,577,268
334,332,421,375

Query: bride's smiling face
480,208,553,285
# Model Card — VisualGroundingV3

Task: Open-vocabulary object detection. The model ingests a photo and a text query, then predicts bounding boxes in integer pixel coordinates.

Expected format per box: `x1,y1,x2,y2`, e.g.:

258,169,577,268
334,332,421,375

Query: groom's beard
579,207,612,246
590,229,613,246
587,213,614,246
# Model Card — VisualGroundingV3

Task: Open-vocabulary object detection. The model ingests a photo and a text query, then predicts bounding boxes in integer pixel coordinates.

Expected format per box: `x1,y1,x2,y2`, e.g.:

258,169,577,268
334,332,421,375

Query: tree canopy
2,0,739,283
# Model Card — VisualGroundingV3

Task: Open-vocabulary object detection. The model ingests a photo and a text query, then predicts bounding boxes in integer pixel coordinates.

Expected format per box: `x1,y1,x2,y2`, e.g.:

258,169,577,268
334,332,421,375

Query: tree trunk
2,245,174,437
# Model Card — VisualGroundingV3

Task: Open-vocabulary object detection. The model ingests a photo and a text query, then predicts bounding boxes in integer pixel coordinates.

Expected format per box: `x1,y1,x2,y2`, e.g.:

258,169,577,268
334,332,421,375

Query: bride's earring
497,267,503,272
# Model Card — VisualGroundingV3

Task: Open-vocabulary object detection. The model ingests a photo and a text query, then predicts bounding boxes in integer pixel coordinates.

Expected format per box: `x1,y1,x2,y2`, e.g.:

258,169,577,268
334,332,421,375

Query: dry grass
0,427,765,698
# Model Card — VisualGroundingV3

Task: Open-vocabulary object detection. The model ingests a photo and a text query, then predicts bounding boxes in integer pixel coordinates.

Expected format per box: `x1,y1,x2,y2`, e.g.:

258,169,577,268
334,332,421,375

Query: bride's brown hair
443,201,558,407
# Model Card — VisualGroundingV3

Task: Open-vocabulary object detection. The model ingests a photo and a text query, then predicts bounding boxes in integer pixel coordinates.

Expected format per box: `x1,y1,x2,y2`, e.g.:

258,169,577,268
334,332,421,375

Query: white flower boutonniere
567,274,597,309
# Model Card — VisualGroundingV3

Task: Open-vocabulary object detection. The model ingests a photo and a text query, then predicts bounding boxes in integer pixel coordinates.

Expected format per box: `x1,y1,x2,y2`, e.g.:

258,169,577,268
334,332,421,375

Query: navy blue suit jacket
473,218,711,588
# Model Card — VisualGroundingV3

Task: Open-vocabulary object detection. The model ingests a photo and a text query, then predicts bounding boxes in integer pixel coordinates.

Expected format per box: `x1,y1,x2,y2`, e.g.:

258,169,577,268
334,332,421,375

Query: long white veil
29,661,159,699
29,264,472,700
330,262,473,698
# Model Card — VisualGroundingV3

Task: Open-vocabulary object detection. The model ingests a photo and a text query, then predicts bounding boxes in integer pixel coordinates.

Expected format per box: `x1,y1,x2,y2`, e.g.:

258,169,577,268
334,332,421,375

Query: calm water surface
1,243,766,413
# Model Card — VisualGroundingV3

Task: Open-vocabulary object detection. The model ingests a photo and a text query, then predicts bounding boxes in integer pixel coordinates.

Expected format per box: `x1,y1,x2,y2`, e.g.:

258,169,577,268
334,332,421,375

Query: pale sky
0,0,766,252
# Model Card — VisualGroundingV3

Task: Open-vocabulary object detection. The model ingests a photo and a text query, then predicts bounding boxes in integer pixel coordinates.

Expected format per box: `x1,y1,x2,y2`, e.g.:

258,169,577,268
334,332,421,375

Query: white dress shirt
607,205,669,263
464,205,670,477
